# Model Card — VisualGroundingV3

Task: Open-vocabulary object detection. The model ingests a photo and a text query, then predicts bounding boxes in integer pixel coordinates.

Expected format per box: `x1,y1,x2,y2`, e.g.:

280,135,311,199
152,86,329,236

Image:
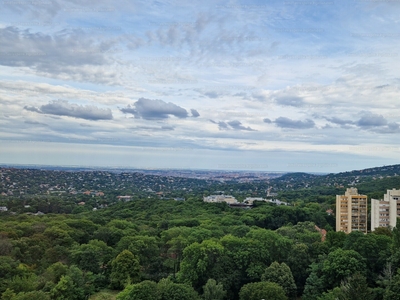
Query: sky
1,0,400,173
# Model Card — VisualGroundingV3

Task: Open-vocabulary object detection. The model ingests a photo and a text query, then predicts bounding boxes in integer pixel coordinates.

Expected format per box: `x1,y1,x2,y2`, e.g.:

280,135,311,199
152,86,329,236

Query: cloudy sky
1,0,400,172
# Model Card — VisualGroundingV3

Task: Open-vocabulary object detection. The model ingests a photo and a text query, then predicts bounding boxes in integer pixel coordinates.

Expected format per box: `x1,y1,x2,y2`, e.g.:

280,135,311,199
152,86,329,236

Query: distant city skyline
1,0,399,172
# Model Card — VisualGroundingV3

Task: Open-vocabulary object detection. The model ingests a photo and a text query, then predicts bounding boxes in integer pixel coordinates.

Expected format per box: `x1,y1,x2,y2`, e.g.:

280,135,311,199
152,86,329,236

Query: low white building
269,199,288,206
244,197,266,204
243,197,288,206
203,195,238,204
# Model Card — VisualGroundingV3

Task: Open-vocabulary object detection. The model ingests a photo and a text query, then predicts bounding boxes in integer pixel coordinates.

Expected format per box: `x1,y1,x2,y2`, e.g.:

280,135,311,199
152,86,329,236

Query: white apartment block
371,188,400,231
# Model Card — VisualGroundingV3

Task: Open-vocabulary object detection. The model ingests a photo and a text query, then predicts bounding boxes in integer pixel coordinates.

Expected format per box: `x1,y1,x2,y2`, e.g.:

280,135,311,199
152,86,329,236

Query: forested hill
334,164,400,177
268,164,400,192
1,164,400,209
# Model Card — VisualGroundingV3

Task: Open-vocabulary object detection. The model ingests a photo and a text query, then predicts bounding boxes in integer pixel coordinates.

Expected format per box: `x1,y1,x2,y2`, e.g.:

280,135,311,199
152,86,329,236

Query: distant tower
336,187,367,233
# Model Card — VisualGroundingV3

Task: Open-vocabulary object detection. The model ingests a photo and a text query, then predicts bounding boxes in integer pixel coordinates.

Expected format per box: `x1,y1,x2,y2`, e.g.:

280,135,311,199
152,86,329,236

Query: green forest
0,196,400,300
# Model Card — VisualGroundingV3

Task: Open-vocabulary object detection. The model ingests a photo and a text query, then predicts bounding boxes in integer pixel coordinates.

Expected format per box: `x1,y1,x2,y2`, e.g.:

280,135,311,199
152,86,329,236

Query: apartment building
336,187,368,233
371,188,400,231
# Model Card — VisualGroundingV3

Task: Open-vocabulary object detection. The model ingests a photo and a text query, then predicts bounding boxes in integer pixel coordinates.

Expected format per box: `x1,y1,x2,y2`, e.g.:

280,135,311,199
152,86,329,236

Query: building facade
336,187,368,233
203,195,238,204
371,188,400,231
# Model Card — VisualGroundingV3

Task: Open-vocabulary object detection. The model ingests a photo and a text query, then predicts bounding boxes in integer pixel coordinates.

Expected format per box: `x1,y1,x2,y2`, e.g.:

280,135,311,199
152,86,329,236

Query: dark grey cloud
191,109,200,117
375,122,400,133
210,119,256,131
388,123,400,130
24,106,41,113
218,121,229,130
274,117,315,129
356,113,387,128
322,113,399,133
210,120,229,130
227,120,256,131
263,118,272,123
275,96,304,107
121,98,188,120
24,100,113,120
325,117,354,126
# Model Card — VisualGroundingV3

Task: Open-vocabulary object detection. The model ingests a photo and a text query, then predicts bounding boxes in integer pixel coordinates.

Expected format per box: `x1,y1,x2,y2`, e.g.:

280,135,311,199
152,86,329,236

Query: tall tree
384,269,400,300
339,272,372,300
322,248,366,289
202,279,226,300
157,278,200,300
110,250,140,290
287,243,311,295
261,262,297,298
116,280,158,300
177,240,224,290
303,260,327,300
70,239,114,274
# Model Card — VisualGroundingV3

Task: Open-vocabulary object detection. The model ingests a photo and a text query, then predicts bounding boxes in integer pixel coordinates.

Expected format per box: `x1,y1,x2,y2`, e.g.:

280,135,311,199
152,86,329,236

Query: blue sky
1,0,400,172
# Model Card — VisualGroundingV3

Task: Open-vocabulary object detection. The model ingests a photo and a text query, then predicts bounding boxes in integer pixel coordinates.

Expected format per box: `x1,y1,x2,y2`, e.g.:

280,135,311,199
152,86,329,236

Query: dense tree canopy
239,281,287,300
0,175,399,300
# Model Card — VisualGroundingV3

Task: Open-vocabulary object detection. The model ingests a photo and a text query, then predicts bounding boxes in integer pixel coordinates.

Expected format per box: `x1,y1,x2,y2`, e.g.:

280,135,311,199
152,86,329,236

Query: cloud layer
1,0,400,171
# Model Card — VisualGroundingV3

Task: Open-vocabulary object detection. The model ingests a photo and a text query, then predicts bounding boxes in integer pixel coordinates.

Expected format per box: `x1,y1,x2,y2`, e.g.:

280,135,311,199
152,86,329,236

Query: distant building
336,187,367,233
269,199,288,206
203,195,238,204
243,197,288,206
117,195,132,201
223,196,238,204
244,197,266,204
0,206,8,212
371,188,400,231
229,203,252,209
